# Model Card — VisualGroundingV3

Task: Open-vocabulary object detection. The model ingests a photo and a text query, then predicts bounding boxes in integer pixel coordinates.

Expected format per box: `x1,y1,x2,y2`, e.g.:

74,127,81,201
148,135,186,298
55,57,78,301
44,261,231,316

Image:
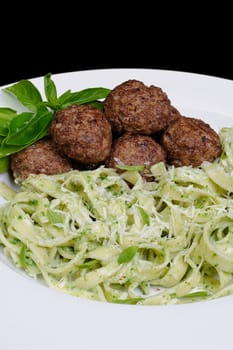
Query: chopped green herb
138,207,150,225
116,164,144,172
118,246,138,264
19,245,27,268
113,297,143,304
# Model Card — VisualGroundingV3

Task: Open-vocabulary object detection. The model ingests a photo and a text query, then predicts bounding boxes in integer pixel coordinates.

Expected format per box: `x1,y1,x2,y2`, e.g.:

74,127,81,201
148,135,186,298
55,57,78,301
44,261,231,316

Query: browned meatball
106,133,166,178
50,104,112,165
167,105,182,125
10,138,72,183
161,116,222,167
103,79,172,135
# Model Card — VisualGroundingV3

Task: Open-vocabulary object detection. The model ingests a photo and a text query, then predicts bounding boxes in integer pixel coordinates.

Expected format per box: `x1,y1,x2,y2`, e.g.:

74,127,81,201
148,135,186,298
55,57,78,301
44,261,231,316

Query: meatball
161,116,222,167
10,138,72,183
50,104,112,165
103,79,172,135
106,133,166,178
167,105,182,125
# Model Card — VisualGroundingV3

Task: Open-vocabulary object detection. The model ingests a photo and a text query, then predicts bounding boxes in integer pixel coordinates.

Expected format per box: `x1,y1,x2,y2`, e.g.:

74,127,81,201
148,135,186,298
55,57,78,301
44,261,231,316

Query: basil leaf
0,142,30,158
86,100,104,110
5,107,53,146
0,107,17,119
57,89,71,105
0,108,17,136
44,73,58,106
0,156,10,173
5,80,43,112
59,87,110,108
5,112,33,143
118,246,138,264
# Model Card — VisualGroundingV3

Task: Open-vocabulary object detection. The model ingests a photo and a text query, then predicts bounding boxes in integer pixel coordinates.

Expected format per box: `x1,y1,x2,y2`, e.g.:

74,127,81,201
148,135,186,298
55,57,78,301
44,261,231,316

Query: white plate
1,68,233,350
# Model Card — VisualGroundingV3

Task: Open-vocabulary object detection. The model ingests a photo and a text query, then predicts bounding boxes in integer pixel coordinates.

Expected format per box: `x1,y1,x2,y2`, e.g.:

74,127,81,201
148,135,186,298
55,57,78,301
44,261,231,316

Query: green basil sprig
5,80,43,112
43,73,110,111
0,108,17,136
57,86,111,109
0,73,110,173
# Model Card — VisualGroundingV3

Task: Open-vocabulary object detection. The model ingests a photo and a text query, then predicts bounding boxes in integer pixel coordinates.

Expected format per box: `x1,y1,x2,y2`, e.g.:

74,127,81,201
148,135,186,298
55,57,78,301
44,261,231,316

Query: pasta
1,128,233,305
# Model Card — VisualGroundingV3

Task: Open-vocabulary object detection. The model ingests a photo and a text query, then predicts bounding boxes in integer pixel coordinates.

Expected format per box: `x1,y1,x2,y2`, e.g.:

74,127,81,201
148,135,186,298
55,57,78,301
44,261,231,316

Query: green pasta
1,128,233,305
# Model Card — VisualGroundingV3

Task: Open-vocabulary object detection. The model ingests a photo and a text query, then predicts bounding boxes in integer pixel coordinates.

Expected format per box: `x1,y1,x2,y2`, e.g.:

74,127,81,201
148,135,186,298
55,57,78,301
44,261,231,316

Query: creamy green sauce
1,127,233,305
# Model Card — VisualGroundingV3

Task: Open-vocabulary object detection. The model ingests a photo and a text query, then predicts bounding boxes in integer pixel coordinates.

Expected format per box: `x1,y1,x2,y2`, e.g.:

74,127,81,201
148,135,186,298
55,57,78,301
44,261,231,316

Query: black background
1,52,232,87
0,7,232,86
1,46,232,87
1,60,233,87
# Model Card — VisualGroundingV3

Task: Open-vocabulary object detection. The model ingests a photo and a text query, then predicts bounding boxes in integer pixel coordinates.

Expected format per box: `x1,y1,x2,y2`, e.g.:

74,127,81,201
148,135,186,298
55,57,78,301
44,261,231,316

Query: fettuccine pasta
1,128,233,305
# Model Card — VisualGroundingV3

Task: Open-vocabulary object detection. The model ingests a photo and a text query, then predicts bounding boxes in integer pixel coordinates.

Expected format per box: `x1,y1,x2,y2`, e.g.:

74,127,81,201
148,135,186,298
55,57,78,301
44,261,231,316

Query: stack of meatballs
11,79,222,183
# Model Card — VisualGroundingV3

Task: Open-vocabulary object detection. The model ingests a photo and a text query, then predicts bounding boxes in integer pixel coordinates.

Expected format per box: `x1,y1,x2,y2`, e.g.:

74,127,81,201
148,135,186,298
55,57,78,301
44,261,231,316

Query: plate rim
1,67,233,350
